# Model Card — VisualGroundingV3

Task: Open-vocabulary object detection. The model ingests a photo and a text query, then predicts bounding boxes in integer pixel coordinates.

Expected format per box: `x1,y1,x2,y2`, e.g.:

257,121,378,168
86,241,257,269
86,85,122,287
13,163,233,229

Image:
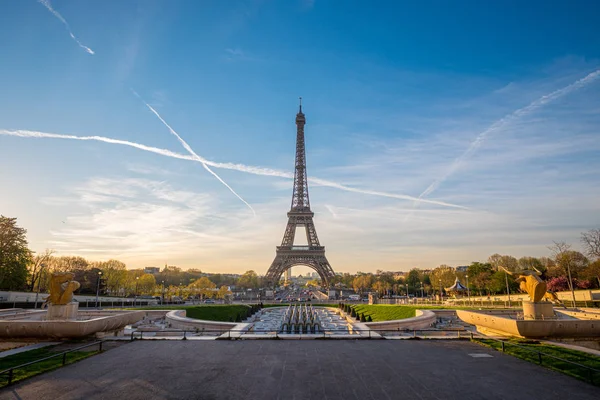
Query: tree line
1,215,599,297
331,232,600,297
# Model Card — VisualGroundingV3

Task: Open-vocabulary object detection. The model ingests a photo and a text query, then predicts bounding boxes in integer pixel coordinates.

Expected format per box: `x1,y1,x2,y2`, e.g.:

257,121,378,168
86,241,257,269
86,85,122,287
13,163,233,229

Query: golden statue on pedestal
45,272,81,305
500,267,562,304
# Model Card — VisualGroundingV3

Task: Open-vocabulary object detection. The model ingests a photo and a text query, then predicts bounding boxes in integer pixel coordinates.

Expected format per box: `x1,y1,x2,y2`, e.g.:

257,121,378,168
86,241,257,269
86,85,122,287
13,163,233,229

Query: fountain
279,304,322,334
457,268,600,339
0,273,144,339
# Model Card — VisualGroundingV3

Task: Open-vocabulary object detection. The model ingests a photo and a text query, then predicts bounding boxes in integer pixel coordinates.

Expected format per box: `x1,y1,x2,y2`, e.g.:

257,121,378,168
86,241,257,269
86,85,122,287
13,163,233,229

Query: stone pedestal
368,293,379,305
47,302,79,320
522,301,555,320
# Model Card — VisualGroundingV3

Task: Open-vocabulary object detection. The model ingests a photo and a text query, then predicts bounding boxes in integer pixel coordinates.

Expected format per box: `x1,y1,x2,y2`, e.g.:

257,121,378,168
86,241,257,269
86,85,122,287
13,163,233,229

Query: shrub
350,308,356,317
366,315,373,322
360,313,366,322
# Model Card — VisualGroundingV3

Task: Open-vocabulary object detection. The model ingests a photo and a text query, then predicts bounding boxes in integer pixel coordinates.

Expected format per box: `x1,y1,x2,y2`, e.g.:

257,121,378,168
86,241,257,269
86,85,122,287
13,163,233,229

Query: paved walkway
1,340,597,400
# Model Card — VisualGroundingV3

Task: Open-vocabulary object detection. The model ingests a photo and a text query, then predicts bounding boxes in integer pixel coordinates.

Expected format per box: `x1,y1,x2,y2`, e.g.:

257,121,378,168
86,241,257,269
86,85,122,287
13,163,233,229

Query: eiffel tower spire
265,100,335,288
291,96,310,211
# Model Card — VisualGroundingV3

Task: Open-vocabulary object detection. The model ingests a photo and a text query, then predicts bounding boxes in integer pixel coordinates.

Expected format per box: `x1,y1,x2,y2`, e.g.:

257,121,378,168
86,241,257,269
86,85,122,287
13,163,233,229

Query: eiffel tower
265,99,335,288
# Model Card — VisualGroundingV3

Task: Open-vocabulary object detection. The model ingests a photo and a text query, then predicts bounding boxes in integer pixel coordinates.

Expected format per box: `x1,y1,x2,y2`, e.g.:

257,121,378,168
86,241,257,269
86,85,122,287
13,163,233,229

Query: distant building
144,267,160,274
456,266,469,273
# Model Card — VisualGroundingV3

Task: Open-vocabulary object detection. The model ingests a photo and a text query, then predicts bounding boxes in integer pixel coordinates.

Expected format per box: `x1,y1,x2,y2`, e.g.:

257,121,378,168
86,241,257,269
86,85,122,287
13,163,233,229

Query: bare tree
29,249,55,291
581,229,600,260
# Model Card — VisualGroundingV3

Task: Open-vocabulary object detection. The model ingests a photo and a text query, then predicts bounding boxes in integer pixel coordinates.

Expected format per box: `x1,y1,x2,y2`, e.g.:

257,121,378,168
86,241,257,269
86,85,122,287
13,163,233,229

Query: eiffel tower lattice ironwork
265,99,335,288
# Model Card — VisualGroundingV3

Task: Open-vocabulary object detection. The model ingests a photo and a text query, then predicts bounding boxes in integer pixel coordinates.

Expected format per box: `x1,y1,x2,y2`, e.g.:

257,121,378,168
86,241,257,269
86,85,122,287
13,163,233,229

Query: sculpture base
522,301,555,320
47,302,79,320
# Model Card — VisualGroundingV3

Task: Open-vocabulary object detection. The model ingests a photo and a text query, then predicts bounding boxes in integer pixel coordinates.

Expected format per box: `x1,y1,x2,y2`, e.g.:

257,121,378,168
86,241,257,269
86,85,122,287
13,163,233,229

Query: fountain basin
456,309,600,339
0,310,145,339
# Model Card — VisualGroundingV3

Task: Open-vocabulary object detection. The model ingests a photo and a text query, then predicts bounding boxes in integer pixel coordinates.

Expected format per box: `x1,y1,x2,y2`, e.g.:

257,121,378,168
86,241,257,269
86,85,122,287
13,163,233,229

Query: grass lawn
0,346,98,387
350,305,417,321
475,339,600,386
184,305,253,322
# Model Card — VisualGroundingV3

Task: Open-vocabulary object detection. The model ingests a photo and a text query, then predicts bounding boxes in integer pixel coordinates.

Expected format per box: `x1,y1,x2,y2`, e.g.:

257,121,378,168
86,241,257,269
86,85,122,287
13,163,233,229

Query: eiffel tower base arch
265,252,335,289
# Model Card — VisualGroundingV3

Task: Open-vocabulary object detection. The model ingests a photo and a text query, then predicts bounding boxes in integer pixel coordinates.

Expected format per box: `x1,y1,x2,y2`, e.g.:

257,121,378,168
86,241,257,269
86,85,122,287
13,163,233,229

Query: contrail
131,90,255,215
38,0,94,55
0,128,468,209
405,68,600,220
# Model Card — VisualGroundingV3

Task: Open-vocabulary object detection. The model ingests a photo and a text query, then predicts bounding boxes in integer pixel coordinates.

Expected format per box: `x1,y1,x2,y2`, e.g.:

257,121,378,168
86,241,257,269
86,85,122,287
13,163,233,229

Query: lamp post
161,280,165,305
405,283,409,304
420,282,424,298
565,260,576,308
438,279,442,304
466,274,470,305
95,271,102,309
503,267,511,308
134,276,140,307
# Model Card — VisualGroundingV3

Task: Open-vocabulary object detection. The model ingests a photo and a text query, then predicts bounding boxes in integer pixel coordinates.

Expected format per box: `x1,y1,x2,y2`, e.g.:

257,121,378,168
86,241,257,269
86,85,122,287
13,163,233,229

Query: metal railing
474,337,600,386
0,341,103,387
128,327,475,340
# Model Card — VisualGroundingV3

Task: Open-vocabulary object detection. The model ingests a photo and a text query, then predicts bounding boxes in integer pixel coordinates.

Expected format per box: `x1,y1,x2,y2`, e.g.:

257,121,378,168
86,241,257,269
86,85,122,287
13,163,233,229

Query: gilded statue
500,266,561,304
45,272,81,305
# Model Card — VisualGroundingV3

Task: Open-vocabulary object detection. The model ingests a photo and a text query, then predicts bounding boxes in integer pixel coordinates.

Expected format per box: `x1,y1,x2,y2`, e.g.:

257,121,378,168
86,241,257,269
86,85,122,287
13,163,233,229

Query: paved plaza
1,340,597,400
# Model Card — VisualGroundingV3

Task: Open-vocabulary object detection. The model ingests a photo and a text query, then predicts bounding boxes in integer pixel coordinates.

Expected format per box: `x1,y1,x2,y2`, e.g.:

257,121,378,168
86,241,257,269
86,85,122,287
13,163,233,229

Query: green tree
466,262,492,294
137,274,157,295
217,285,231,299
405,268,421,291
238,270,260,289
582,260,600,288
97,259,128,294
489,270,518,294
518,256,543,272
189,276,216,299
352,274,373,294
430,265,455,291
0,216,31,290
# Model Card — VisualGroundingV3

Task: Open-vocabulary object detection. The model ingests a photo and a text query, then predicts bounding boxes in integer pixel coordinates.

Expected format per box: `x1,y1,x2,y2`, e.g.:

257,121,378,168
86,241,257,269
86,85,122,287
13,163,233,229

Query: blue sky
1,0,599,274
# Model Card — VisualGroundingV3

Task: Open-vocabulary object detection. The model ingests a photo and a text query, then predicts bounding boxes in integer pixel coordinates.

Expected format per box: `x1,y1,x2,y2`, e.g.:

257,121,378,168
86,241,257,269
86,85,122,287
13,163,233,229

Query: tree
487,254,503,271
581,229,600,260
28,249,54,291
582,260,600,288
137,274,157,295
189,277,216,299
548,241,589,295
0,216,31,290
238,270,260,289
372,280,390,296
467,263,493,295
430,265,455,291
547,276,570,292
352,274,373,294
217,285,231,299
97,259,128,294
488,270,518,294
518,257,543,272
405,268,421,291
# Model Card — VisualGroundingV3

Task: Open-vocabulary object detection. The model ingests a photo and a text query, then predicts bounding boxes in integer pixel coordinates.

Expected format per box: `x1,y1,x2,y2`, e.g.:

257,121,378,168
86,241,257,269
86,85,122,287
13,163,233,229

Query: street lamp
95,271,103,309
438,279,442,304
503,266,511,307
466,274,470,305
134,276,140,307
161,280,165,305
405,283,409,304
